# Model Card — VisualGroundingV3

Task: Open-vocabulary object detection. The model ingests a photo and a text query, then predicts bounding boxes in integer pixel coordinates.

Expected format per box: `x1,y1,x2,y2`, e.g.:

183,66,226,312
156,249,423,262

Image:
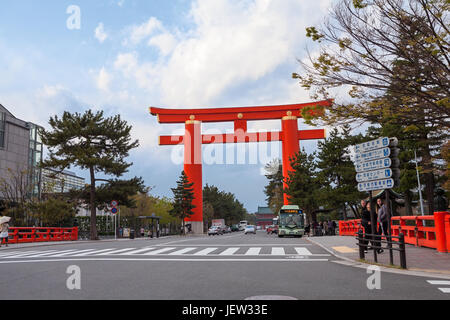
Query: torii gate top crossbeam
149,100,331,124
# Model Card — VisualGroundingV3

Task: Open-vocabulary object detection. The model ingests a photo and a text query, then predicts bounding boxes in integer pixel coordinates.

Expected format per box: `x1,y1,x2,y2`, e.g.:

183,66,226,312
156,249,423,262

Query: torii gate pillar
184,119,203,234
281,113,300,204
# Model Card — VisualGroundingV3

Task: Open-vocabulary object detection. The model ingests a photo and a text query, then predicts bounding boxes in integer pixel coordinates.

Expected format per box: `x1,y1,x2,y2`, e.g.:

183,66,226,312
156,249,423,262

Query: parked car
231,224,240,232
244,225,256,235
208,226,223,236
266,225,278,235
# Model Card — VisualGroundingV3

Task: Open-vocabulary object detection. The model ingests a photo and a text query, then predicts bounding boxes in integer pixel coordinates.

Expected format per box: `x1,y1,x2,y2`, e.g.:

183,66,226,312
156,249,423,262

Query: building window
0,112,5,148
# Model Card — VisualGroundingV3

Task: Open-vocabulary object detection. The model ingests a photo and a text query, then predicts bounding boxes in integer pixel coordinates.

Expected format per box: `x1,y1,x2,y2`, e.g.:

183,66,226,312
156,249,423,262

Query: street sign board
111,200,118,207
356,168,392,183
354,147,393,163
358,178,395,192
355,158,392,173
354,137,390,153
354,137,398,154
111,207,118,214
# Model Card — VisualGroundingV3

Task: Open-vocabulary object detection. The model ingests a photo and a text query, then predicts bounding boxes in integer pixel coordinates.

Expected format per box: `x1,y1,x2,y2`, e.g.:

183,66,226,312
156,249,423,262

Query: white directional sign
355,158,392,173
354,147,393,164
354,137,391,153
358,178,395,192
356,168,393,183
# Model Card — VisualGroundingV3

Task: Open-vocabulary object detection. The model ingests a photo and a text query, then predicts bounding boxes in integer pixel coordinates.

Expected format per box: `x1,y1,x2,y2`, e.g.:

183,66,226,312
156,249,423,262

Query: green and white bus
277,205,305,238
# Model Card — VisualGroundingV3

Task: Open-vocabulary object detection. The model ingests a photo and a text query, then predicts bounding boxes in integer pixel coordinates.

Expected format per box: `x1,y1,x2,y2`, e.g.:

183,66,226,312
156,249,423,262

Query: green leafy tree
169,171,195,234
40,110,140,240
263,159,284,215
316,125,364,219
31,198,76,227
203,184,247,226
285,149,322,223
294,0,449,129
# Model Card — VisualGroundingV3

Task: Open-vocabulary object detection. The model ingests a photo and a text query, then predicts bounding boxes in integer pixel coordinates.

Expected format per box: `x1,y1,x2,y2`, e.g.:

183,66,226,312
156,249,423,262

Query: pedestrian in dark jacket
360,200,375,252
377,198,389,250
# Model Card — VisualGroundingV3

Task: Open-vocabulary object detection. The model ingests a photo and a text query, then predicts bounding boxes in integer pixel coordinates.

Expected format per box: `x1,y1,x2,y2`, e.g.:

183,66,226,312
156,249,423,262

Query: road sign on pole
353,137,400,191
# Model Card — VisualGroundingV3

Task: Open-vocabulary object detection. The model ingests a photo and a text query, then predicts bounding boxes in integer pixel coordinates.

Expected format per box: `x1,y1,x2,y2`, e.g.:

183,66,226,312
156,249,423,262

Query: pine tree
40,110,139,240
169,171,195,234
263,159,284,215
285,149,321,223
316,125,364,219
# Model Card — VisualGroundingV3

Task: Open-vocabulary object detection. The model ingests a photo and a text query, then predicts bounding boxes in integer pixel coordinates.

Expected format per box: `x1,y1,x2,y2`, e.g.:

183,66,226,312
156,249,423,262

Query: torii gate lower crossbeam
150,100,331,234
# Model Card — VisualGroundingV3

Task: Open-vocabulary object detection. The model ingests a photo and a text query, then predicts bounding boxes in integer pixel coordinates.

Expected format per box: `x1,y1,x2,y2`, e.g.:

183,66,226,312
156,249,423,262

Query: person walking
360,200,373,253
328,220,335,236
376,198,389,253
0,222,9,247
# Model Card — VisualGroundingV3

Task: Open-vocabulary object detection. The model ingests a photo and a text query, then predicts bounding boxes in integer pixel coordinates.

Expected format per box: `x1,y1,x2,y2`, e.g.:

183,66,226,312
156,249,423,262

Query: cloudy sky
0,0,336,212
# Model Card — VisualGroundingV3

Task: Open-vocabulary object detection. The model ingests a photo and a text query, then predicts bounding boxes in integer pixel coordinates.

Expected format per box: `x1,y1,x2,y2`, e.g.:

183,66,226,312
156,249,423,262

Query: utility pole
415,150,425,217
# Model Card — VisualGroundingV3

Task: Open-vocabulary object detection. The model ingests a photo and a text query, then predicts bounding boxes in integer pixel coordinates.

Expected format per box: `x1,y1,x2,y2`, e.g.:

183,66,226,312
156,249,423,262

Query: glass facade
28,123,43,199
42,169,85,194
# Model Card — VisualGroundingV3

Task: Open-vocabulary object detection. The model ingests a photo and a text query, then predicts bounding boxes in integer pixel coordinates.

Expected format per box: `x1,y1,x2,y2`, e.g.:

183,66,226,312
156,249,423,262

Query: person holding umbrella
0,216,11,247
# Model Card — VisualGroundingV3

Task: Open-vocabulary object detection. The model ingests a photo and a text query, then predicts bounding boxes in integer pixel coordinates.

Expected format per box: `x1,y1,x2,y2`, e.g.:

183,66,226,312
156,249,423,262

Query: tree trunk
404,191,413,216
89,166,98,240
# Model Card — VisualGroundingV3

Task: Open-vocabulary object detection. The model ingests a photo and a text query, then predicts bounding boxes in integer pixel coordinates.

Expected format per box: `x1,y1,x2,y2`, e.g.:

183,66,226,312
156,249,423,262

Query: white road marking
144,247,176,255
271,248,285,255
295,248,313,255
427,280,450,294
169,248,197,255
47,249,92,257
97,248,135,255
245,248,262,256
118,248,156,255
427,280,450,285
71,249,118,256
3,250,59,258
220,248,240,256
193,248,218,256
0,258,330,264
0,251,41,257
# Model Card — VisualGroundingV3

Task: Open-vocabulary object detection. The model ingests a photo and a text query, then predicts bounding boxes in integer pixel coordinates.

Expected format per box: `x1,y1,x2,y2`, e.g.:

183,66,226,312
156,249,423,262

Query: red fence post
434,212,448,253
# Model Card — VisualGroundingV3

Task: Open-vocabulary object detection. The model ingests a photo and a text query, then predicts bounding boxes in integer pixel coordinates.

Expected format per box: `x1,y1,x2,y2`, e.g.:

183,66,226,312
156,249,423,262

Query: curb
306,237,450,280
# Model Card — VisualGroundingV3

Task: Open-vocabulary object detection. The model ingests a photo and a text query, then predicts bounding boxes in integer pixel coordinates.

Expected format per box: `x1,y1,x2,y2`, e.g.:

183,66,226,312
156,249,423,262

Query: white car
244,225,256,235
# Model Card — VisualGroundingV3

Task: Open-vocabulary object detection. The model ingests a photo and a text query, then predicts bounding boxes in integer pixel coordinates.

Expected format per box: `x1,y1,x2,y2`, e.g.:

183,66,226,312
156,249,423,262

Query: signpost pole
386,189,393,265
369,191,378,263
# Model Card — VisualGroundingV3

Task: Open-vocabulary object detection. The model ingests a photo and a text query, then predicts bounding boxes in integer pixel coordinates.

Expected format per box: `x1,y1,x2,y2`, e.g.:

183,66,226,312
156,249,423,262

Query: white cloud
117,0,125,7
96,67,112,91
95,23,108,43
148,32,177,56
110,0,332,108
125,17,163,46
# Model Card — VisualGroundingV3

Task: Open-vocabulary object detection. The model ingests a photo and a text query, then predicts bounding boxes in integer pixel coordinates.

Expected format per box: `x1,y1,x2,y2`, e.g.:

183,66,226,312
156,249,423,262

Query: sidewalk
307,235,450,278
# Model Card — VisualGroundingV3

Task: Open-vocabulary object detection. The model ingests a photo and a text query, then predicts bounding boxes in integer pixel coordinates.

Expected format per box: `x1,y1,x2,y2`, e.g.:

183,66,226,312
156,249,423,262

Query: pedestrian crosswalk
427,280,450,294
0,246,328,259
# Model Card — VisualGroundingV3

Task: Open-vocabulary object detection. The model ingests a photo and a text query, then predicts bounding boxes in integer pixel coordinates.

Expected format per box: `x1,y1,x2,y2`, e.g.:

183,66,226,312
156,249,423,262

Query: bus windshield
279,213,304,228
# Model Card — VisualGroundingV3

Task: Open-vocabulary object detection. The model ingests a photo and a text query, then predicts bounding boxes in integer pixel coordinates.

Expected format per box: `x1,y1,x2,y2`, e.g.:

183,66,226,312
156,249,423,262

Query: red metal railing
339,212,450,253
1,227,78,244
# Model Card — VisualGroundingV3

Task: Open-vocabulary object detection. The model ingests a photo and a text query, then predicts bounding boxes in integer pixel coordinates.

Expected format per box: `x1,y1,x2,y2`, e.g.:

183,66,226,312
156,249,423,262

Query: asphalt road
0,231,448,300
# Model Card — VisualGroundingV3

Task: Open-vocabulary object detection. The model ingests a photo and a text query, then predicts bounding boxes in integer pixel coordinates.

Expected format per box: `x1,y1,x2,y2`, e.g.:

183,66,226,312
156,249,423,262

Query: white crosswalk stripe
143,247,176,255
0,246,327,259
97,248,135,255
220,248,240,256
427,280,450,294
169,248,197,255
193,248,218,256
295,247,313,255
271,248,285,255
245,248,262,255
118,248,156,255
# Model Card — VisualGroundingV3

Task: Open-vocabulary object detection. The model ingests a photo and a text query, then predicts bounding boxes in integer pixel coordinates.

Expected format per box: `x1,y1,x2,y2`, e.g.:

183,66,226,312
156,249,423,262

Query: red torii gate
150,100,331,234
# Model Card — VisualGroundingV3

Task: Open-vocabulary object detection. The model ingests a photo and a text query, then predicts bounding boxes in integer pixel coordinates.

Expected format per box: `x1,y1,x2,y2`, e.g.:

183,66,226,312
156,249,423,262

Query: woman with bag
0,222,9,247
